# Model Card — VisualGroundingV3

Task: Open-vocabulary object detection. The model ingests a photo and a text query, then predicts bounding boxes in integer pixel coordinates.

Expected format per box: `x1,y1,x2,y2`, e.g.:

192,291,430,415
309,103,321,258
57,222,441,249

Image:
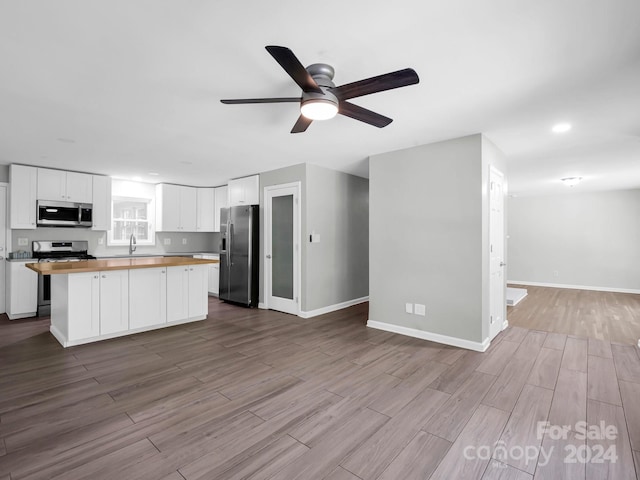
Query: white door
489,166,506,340
0,184,6,313
265,183,300,315
130,267,167,328
68,272,100,340
188,265,208,318
167,266,189,322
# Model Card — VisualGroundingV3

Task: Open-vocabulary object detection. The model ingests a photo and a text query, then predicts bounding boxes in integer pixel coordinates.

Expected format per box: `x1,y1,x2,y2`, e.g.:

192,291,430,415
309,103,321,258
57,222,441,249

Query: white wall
507,189,640,292
369,134,506,348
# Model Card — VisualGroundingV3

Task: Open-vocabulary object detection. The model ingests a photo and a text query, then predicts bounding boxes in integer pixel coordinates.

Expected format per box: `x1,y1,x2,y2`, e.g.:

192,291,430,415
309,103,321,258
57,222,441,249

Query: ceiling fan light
561,176,582,187
301,99,338,120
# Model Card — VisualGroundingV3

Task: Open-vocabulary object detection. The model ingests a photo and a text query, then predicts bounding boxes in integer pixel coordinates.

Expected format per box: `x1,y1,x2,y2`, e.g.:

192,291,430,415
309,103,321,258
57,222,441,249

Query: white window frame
107,195,156,246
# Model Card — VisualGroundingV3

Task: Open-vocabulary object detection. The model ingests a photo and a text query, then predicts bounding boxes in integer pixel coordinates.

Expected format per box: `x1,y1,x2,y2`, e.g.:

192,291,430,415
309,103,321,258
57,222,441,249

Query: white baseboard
508,280,640,295
299,296,369,319
258,302,267,310
503,320,509,330
366,319,490,352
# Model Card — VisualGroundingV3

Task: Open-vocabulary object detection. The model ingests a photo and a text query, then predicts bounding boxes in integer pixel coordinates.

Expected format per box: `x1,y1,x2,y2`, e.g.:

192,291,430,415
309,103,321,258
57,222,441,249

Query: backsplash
11,228,221,257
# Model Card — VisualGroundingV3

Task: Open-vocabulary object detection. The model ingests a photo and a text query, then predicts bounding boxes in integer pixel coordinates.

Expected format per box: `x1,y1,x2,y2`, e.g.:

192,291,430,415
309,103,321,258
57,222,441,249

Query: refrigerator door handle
228,223,233,265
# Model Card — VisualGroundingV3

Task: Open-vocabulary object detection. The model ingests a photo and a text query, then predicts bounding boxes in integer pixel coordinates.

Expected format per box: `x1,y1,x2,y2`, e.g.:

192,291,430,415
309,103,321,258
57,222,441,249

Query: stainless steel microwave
36,200,93,227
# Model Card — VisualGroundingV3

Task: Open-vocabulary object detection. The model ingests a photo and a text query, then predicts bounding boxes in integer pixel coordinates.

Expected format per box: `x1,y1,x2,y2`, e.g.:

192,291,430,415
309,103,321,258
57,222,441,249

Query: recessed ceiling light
148,172,160,176
56,137,76,144
561,177,582,187
132,176,142,181
552,123,572,133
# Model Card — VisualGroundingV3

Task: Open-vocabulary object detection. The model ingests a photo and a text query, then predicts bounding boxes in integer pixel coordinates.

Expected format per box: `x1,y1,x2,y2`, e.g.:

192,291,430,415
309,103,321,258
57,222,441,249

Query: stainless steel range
33,241,96,316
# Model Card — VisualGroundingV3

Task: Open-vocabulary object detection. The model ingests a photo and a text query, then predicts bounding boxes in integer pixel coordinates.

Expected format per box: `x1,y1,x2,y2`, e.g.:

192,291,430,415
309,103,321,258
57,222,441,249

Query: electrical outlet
405,303,413,314
163,238,171,245
97,236,104,245
553,270,559,277
182,238,187,245
415,304,426,316
18,238,28,246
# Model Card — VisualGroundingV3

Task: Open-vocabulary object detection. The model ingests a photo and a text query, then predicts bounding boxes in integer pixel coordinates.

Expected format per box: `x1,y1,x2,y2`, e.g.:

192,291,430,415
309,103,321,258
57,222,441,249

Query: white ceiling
1,0,639,196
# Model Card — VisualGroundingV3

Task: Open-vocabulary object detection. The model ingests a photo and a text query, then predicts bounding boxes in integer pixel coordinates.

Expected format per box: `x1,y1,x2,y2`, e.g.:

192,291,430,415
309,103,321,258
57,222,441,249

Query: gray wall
507,189,640,291
0,165,8,183
305,164,369,311
258,162,369,313
370,134,504,344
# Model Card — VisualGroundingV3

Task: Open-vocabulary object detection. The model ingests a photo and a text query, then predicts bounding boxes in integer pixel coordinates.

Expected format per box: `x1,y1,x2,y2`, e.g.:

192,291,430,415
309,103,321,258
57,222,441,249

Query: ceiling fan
221,46,420,133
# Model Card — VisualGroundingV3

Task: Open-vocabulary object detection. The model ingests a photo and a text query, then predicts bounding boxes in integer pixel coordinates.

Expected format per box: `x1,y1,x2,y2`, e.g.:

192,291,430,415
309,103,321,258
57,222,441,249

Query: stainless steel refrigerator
219,205,259,307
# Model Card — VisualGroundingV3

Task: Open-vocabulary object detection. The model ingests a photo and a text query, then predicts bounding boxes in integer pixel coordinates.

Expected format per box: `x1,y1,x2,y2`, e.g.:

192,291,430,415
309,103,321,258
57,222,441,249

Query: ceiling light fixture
148,172,160,176
300,98,338,120
552,123,572,133
561,177,582,187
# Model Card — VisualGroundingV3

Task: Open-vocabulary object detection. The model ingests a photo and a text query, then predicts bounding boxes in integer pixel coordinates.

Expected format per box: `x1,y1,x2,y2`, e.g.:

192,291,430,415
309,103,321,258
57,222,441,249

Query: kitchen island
27,256,219,347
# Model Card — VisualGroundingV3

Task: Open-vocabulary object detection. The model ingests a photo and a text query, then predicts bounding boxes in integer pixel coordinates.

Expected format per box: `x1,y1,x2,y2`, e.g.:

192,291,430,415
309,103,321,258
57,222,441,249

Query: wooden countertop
26,256,219,275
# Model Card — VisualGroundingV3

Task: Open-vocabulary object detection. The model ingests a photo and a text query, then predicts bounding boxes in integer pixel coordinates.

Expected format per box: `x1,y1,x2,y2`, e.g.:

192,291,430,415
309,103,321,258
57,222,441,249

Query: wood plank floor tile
634,450,640,477
428,350,486,394
588,337,613,359
435,346,467,365
159,472,184,480
542,332,567,351
476,340,520,376
341,388,449,480
587,355,622,406
430,404,510,480
184,434,309,480
535,368,587,480
268,407,389,480
611,344,640,383
526,347,562,390
482,459,532,479
324,466,362,480
619,380,640,451
424,371,497,442
482,357,537,412
501,326,529,343
514,331,547,360
560,337,588,372
586,399,636,480
495,384,553,473
368,361,449,416
376,431,451,480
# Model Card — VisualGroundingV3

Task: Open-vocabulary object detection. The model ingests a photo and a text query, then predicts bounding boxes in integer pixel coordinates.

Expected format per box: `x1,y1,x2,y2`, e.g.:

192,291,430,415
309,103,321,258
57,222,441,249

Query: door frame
488,165,507,341
263,182,301,315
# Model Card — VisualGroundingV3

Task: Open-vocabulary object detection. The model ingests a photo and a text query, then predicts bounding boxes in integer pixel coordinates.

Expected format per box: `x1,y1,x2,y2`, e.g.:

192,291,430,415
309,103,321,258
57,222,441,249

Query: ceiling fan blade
333,68,419,100
265,46,324,94
220,97,300,104
291,115,313,134
339,101,393,128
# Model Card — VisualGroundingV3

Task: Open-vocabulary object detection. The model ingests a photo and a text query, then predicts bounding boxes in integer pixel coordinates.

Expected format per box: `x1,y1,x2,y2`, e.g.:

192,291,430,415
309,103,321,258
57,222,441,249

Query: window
108,196,155,246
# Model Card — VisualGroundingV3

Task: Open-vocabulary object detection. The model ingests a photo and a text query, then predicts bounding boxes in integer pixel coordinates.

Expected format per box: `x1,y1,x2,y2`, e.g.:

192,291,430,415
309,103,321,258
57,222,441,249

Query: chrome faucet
129,233,137,255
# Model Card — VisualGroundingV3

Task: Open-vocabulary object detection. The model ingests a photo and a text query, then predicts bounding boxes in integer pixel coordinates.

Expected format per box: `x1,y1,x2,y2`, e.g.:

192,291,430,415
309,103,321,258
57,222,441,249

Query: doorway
489,166,506,340
264,182,301,315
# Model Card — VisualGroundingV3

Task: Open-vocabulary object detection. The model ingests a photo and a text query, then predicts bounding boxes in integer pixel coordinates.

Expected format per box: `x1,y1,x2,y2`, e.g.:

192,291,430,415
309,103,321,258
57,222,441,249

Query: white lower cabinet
6,261,38,319
129,267,167,329
193,254,220,295
167,264,207,322
66,273,100,341
100,270,129,335
49,263,210,347
62,270,129,341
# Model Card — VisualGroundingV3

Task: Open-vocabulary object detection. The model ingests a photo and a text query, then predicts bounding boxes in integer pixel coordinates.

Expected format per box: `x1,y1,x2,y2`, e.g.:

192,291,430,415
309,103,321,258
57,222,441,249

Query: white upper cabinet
9,164,37,229
228,175,259,206
156,184,197,232
214,185,228,232
91,175,112,231
196,188,215,232
37,168,93,203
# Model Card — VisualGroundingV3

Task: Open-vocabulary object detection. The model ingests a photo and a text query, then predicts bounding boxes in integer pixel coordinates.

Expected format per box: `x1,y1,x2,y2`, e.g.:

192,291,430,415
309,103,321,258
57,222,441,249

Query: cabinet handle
190,268,193,271
102,275,106,278
161,270,165,274
94,275,98,279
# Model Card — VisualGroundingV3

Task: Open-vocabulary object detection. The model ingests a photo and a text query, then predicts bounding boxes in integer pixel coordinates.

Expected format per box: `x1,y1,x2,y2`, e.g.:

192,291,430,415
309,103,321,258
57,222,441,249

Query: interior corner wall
304,164,369,313
258,163,307,307
369,134,485,344
507,189,640,291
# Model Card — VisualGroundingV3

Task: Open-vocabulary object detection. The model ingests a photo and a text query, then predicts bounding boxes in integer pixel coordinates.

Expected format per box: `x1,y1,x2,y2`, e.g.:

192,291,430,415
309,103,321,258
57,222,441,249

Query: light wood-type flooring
1,297,640,479
508,284,640,344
